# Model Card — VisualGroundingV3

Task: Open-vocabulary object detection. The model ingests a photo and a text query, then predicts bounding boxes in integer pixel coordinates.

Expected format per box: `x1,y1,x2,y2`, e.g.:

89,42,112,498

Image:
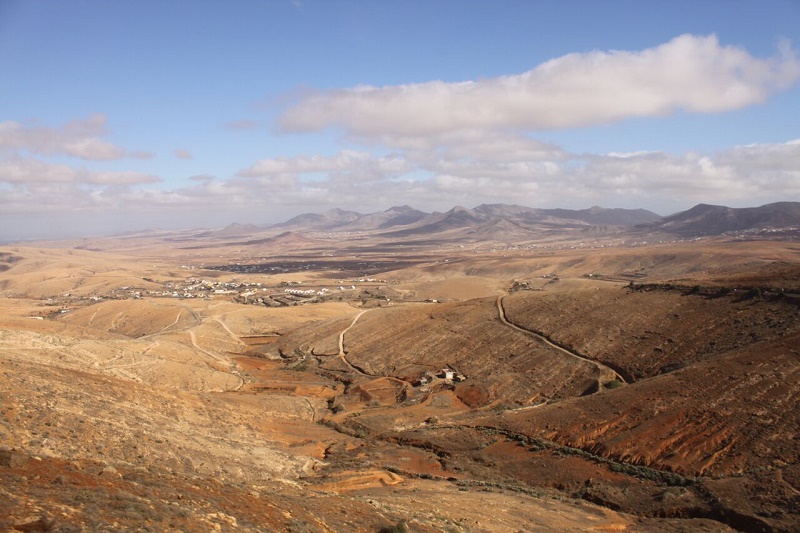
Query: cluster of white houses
102,278,355,302
284,288,329,296
416,367,466,386
62,274,392,312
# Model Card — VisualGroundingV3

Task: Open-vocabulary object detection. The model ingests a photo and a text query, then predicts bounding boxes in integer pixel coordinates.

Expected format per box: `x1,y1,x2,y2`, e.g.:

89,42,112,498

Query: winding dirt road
337,309,371,375
214,317,247,346
496,293,626,387
188,329,245,390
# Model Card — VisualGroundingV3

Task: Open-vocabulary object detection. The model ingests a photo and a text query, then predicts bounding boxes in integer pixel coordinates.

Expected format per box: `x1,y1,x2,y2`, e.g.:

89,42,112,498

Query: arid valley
1,203,799,532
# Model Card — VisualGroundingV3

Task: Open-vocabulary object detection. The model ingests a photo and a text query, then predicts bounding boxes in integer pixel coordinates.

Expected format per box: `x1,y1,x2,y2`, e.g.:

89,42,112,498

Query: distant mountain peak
649,201,800,236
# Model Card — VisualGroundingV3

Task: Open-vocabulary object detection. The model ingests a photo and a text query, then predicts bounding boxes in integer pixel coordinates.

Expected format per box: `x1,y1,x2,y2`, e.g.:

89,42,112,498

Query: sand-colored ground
1,234,798,531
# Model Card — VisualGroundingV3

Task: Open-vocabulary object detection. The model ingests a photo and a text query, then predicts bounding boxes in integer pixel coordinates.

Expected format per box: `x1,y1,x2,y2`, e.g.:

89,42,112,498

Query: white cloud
237,150,412,182
361,130,568,165
0,157,161,185
426,159,561,182
173,149,193,160
606,151,660,158
0,114,151,160
717,139,800,173
62,138,126,160
225,136,798,216
280,34,800,137
230,128,800,210
578,142,800,202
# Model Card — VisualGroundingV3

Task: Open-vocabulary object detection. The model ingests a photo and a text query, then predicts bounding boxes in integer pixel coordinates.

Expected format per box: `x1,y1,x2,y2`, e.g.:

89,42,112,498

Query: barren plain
1,205,799,532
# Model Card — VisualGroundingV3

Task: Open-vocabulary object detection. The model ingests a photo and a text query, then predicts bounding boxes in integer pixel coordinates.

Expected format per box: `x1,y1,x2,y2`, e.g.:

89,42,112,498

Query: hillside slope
647,202,800,236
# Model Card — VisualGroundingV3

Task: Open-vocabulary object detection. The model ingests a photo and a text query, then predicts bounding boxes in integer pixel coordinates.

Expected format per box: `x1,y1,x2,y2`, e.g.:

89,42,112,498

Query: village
39,274,399,318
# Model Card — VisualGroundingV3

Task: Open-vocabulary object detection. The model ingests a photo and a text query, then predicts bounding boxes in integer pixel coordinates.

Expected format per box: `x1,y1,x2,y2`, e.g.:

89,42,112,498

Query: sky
1,0,799,241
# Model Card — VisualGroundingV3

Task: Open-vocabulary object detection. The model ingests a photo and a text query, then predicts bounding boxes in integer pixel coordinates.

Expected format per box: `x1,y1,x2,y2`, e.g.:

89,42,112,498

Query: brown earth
1,234,798,531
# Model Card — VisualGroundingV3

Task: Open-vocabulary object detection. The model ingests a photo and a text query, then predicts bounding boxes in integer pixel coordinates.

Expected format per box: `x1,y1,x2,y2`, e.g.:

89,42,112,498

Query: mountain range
268,202,800,238
274,204,661,231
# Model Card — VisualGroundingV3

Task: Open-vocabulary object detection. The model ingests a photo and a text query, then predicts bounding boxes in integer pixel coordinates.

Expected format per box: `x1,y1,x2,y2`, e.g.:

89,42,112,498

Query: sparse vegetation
746,287,763,300
1,218,798,532
378,521,408,533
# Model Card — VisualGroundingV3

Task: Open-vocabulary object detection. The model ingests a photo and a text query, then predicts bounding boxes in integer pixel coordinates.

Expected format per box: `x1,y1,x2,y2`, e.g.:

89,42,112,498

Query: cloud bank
2,138,798,238
0,114,152,160
280,34,800,137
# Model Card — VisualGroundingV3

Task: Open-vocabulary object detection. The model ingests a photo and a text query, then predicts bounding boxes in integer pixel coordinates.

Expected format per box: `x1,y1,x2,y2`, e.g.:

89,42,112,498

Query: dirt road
496,293,626,387
337,309,371,375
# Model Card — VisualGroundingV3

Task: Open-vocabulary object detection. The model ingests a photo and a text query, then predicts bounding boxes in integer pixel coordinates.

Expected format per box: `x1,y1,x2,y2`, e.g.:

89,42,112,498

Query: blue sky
1,0,799,240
